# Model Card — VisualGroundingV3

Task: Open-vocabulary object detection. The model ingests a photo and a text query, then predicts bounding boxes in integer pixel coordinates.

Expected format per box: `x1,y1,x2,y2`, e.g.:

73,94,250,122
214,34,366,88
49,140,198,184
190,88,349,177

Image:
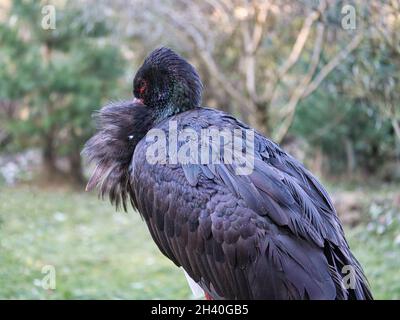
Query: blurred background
0,0,399,299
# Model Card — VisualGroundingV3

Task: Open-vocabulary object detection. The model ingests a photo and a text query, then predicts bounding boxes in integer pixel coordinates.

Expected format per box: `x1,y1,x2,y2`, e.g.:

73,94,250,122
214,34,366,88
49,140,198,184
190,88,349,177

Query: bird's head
82,101,153,210
133,47,203,120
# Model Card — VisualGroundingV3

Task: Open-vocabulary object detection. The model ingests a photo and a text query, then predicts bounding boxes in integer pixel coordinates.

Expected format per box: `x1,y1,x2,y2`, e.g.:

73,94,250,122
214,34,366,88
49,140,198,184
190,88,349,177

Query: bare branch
277,0,326,78
198,49,253,113
239,1,270,103
274,30,363,142
158,2,255,119
392,119,400,143
261,0,326,104
251,1,270,53
205,0,231,25
274,23,325,142
302,32,364,99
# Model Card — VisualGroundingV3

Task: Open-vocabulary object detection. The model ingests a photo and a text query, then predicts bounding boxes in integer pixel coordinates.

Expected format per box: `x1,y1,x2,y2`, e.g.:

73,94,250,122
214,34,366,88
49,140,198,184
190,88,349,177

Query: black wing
129,108,372,300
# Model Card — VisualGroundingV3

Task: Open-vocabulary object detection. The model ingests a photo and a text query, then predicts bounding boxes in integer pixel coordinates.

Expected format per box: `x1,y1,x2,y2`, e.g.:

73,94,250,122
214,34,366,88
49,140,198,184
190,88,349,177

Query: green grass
0,185,191,299
346,227,400,300
0,185,399,299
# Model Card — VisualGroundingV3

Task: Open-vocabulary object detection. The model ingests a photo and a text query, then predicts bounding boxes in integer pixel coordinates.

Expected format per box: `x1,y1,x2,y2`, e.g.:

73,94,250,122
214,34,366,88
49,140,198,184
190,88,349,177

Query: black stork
83,47,372,300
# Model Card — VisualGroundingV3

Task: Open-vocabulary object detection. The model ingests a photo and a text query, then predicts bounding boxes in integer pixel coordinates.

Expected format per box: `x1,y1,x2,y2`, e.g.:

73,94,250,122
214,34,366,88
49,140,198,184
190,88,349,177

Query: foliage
292,84,396,176
0,0,398,181
0,0,126,183
82,0,399,180
291,2,400,178
366,200,400,238
89,0,365,140
347,196,400,300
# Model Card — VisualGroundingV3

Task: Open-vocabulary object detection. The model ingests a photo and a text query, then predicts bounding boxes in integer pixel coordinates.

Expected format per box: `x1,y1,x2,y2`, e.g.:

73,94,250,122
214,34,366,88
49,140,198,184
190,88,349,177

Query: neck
153,100,197,125
153,103,178,124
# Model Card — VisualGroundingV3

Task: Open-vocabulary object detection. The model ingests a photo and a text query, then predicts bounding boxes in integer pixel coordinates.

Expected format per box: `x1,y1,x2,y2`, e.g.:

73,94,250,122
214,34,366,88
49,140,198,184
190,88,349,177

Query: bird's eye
139,80,147,95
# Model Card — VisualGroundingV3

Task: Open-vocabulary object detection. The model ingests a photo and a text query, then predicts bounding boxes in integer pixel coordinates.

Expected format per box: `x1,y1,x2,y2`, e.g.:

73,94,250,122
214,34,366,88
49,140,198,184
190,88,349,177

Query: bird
82,47,373,300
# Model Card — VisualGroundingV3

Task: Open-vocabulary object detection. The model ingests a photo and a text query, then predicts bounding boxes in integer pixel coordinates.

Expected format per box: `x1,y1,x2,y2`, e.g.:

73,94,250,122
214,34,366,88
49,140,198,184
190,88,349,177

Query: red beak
133,97,145,105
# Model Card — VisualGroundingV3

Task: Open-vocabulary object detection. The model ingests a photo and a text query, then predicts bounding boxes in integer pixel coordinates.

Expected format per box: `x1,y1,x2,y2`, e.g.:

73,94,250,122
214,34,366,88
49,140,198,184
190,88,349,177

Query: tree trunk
41,41,64,182
392,119,400,150
42,132,61,179
68,127,85,186
344,138,356,177
68,147,85,186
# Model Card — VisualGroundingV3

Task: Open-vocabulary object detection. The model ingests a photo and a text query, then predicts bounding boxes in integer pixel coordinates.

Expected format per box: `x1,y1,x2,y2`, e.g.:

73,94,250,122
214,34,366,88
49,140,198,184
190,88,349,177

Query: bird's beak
132,97,145,105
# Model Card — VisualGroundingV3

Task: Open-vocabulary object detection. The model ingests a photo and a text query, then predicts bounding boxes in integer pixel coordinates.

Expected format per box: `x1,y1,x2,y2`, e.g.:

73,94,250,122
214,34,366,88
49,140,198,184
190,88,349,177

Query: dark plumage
83,47,373,300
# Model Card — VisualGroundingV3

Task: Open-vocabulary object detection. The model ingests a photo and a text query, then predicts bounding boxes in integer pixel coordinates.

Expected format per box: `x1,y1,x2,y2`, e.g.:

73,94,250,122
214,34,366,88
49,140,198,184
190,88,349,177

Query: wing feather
129,107,372,299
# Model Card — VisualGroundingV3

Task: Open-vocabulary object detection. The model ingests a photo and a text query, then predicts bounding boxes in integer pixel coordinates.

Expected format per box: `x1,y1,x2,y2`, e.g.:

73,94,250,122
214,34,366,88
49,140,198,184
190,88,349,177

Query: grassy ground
0,185,399,299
